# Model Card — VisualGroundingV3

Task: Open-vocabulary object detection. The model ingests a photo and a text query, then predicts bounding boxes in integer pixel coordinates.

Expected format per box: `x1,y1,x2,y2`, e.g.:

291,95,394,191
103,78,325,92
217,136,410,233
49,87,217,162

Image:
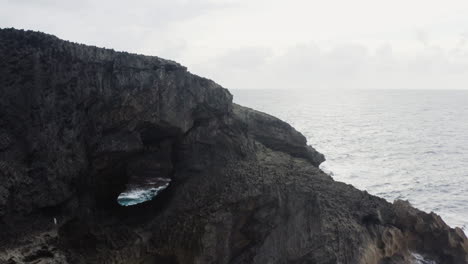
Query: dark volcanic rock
0,28,467,264
233,104,325,167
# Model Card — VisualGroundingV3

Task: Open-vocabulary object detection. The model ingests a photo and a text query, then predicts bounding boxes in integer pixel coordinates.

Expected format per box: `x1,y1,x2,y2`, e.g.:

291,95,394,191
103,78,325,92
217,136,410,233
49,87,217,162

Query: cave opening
116,125,178,207
93,123,182,209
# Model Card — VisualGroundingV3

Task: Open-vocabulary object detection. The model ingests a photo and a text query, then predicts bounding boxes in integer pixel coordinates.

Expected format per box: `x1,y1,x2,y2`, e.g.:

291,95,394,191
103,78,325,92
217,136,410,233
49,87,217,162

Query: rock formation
0,28,467,264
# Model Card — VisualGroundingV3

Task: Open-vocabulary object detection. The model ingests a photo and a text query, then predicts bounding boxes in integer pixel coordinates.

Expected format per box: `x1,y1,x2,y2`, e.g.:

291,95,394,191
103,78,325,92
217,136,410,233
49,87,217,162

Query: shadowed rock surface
0,28,467,264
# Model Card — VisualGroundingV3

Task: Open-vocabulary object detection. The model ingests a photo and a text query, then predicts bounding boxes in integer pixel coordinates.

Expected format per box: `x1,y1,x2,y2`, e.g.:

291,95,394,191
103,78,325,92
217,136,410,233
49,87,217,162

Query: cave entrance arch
116,124,179,207
93,123,182,209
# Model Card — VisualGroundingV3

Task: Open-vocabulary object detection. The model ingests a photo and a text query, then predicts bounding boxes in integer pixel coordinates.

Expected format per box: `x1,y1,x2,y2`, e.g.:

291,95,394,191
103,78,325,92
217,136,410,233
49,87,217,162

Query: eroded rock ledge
0,28,467,264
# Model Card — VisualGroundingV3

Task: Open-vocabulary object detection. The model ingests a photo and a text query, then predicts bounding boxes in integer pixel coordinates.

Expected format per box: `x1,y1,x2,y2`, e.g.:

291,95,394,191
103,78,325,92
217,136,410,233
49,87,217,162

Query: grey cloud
154,39,188,61
0,0,234,53
3,0,231,23
4,0,92,10
192,42,468,90
415,30,430,47
2,0,468,90
215,47,273,69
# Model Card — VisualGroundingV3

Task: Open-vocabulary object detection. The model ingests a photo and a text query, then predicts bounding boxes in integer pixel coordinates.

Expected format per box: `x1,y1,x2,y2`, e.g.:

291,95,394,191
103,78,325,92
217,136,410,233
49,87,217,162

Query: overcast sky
2,0,468,90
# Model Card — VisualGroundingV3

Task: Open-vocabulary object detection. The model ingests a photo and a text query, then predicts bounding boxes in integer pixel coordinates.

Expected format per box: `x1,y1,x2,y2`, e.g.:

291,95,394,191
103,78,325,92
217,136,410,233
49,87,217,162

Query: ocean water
117,177,171,206
232,89,468,232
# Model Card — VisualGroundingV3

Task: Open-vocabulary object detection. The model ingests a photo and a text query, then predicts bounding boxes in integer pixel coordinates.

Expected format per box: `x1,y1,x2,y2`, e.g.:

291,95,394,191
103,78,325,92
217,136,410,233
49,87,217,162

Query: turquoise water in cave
117,178,171,206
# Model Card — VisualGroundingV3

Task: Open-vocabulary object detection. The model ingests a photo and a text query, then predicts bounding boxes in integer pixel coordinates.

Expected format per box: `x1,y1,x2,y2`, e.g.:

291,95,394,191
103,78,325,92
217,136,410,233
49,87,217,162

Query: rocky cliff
0,28,467,264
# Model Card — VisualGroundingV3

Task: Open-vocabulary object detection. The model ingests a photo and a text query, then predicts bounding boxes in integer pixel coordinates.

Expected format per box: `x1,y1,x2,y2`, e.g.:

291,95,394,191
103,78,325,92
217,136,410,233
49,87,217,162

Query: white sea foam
117,180,170,206
411,252,437,264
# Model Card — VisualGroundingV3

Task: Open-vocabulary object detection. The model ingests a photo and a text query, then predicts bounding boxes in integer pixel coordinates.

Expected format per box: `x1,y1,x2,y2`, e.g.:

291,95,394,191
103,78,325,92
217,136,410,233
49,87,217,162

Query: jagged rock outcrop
232,104,325,167
0,28,467,264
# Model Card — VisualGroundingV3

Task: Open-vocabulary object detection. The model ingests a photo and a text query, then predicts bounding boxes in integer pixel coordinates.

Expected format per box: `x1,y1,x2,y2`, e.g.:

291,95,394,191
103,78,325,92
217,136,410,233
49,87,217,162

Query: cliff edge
0,28,467,264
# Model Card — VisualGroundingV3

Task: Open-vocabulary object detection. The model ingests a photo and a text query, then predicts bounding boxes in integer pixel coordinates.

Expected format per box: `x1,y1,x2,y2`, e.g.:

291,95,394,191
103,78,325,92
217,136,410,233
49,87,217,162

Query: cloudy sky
2,0,468,90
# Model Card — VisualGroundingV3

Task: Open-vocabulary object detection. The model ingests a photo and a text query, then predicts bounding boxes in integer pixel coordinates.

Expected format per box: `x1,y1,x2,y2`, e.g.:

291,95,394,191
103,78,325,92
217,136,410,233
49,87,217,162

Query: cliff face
0,28,467,264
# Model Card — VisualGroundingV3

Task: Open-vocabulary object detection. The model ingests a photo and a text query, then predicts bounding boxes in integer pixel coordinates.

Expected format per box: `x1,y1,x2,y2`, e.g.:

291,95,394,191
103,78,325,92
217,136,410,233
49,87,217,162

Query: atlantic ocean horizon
232,89,468,233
